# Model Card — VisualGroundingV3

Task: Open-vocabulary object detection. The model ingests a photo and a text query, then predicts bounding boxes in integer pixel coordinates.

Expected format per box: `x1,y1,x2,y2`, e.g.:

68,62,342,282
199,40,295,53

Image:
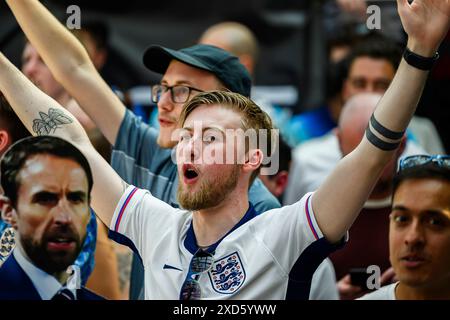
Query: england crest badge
209,252,246,294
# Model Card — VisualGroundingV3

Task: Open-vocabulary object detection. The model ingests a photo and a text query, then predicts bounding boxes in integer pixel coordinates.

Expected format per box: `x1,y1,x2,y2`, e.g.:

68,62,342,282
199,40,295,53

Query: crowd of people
0,0,449,301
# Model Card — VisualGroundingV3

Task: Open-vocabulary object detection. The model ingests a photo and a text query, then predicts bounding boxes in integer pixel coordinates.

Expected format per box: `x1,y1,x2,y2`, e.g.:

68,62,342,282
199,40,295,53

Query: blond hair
179,90,274,183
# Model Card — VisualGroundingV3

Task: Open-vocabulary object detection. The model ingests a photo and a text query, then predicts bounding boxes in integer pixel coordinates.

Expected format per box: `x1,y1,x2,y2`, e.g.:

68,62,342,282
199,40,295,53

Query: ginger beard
177,164,241,211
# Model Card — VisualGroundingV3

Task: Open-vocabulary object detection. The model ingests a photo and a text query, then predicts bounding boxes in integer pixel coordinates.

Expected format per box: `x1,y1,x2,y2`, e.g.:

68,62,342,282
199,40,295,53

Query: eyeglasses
179,249,214,300
151,84,204,104
399,155,450,172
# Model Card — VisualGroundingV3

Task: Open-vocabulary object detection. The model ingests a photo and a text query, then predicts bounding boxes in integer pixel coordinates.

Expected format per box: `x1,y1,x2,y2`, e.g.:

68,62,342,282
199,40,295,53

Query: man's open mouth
182,164,199,183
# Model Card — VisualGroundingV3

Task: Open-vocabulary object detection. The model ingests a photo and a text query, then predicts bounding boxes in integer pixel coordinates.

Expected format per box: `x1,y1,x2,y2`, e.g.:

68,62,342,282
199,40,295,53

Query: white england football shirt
109,186,342,299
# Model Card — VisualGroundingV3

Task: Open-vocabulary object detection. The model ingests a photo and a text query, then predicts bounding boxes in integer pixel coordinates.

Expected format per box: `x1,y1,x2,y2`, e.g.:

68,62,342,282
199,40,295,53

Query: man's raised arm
313,0,450,243
0,51,126,227
5,0,126,144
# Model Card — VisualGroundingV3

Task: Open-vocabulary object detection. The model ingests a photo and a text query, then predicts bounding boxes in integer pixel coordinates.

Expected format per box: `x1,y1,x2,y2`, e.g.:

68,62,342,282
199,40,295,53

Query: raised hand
397,0,450,56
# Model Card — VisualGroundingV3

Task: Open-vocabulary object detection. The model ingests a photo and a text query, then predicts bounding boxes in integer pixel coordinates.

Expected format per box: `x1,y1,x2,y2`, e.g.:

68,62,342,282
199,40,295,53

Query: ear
243,149,263,175
0,130,11,154
273,171,289,198
238,54,254,75
0,195,18,229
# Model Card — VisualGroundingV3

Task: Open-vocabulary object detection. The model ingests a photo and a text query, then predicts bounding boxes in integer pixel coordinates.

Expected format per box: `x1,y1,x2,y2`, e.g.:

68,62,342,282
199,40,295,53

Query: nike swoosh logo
163,264,183,271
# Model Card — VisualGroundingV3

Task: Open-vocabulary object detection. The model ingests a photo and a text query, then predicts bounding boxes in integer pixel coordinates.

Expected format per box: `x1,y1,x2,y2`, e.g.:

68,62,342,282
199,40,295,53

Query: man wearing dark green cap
5,0,280,300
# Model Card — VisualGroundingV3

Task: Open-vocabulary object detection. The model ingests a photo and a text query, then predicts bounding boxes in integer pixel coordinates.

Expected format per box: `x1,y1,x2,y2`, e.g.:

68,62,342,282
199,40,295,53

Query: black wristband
403,47,439,71
365,127,401,151
370,114,404,140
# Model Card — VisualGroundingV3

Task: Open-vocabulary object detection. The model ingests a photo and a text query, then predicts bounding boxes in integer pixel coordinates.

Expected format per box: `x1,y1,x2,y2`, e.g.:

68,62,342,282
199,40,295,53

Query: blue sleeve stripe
305,194,319,240
114,187,139,232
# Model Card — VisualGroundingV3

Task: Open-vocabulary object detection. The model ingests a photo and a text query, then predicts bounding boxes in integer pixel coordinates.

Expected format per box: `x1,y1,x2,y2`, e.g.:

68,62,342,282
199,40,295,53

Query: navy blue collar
184,202,257,255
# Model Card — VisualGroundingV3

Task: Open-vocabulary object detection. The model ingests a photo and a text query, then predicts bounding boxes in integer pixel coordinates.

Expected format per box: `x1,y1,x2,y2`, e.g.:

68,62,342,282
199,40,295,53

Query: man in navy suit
0,136,103,300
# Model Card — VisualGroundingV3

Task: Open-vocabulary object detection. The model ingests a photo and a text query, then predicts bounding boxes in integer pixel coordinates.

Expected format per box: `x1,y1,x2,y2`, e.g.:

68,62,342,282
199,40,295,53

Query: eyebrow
160,80,194,87
67,191,88,199
31,190,87,199
392,205,449,217
31,191,58,200
391,205,407,212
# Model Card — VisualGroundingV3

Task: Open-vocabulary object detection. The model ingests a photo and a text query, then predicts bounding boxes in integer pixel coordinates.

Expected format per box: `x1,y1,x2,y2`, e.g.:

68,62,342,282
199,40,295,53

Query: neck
396,280,450,300
192,185,250,248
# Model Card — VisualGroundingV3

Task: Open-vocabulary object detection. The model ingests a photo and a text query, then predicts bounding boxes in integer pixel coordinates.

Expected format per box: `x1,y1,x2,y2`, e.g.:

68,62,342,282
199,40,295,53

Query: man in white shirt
361,155,450,300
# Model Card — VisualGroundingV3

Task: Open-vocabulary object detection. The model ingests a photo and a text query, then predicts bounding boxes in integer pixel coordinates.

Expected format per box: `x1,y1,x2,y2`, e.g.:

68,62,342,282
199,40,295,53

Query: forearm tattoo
32,108,73,136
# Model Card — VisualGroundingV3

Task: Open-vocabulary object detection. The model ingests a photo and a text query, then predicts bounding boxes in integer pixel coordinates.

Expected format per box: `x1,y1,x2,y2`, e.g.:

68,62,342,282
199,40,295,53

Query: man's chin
177,189,221,211
397,272,430,288
28,247,80,275
41,251,79,273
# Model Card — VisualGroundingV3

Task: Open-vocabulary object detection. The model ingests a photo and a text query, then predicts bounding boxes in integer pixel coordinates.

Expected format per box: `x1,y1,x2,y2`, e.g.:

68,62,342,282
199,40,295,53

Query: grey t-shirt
111,110,281,299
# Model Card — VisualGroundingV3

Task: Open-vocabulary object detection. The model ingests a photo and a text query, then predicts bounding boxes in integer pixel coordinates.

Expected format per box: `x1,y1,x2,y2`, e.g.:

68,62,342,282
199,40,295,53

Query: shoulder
0,255,41,300
0,254,20,281
117,186,183,217
249,178,281,212
77,287,106,300
358,282,398,300
118,109,159,142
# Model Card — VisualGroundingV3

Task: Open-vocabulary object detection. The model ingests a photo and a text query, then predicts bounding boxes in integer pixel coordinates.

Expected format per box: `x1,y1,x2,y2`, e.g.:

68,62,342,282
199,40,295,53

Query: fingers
337,274,364,299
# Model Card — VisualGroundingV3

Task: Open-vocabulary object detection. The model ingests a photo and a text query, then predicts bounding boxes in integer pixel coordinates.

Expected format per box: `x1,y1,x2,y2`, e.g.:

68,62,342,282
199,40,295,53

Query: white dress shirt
13,247,76,300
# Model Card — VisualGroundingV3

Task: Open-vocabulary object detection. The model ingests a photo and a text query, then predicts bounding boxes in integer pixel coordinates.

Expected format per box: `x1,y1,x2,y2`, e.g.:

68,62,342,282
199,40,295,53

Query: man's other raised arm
312,0,450,243
5,0,126,144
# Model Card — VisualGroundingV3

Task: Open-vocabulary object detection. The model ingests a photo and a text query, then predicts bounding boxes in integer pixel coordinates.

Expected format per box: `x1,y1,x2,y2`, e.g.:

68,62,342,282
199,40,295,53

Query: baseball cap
143,44,252,97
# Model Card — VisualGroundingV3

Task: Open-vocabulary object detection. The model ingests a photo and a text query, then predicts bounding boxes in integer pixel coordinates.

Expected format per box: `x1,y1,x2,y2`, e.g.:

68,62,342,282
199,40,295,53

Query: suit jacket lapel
0,254,41,300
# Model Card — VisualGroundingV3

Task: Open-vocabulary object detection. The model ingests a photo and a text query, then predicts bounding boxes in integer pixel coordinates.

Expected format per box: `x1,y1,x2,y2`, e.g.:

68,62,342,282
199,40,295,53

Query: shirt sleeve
108,185,180,260
111,110,160,183
255,192,347,276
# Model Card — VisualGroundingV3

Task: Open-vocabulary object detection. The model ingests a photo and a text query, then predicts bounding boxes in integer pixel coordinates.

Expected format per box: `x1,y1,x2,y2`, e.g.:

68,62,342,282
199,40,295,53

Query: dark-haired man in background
361,155,450,300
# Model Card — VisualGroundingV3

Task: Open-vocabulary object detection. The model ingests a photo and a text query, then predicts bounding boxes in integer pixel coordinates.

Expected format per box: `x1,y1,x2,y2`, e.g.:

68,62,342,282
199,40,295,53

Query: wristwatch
403,47,439,71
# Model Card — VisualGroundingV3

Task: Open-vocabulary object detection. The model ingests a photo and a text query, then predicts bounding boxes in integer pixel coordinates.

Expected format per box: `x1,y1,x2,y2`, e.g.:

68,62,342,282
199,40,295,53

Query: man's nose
157,90,174,112
186,136,202,163
52,199,73,225
404,220,425,248
365,82,377,93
